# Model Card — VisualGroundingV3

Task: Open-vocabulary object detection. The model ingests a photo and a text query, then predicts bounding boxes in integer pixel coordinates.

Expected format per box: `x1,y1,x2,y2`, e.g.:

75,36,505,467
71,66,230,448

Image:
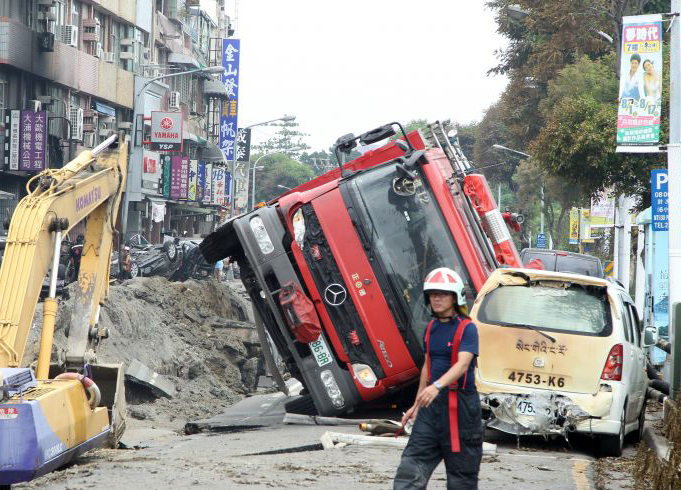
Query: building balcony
0,18,133,109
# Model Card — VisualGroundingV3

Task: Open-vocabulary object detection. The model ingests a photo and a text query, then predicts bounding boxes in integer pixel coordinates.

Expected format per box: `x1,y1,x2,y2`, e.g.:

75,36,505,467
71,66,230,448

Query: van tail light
601,344,623,381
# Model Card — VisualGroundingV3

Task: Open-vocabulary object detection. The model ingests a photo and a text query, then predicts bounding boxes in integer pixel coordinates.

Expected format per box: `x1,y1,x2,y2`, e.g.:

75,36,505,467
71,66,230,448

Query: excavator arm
0,135,126,371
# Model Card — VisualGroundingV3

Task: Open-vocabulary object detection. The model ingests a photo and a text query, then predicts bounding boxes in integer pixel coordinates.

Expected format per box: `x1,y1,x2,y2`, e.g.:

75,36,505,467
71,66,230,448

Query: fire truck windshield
343,162,474,347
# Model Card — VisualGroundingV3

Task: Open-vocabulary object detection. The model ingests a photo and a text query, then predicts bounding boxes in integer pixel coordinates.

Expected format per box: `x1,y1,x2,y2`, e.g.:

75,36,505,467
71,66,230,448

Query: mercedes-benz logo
324,283,347,306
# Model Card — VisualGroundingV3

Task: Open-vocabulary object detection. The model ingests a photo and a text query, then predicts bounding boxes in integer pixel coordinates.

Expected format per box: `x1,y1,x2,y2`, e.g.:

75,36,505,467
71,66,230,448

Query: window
619,296,632,343
478,281,612,337
627,303,641,346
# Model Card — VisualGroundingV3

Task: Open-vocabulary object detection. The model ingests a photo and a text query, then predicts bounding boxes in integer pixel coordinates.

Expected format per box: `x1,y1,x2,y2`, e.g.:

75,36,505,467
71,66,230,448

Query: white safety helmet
423,267,466,306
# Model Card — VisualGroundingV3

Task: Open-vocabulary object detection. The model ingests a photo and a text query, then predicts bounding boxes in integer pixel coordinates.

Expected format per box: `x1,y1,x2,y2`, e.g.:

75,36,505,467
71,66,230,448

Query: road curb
642,425,669,462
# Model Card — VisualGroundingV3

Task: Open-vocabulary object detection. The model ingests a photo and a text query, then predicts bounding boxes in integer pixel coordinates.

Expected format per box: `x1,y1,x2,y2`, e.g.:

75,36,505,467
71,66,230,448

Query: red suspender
448,317,470,452
424,319,434,383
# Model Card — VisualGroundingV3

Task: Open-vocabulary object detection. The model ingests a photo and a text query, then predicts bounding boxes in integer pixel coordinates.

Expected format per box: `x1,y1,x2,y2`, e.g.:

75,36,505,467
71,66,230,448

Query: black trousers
394,390,483,490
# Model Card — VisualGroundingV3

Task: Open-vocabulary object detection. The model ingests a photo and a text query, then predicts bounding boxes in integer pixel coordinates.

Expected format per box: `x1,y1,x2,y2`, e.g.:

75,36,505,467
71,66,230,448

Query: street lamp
229,115,296,217
119,65,225,272
248,147,304,209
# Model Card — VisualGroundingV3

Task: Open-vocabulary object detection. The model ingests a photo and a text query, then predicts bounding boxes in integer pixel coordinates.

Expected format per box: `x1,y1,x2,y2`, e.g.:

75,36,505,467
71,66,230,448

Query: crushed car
471,268,656,456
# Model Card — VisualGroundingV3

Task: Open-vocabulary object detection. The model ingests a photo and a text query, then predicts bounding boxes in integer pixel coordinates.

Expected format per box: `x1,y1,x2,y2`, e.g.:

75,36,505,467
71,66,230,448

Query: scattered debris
125,359,176,399
319,431,497,454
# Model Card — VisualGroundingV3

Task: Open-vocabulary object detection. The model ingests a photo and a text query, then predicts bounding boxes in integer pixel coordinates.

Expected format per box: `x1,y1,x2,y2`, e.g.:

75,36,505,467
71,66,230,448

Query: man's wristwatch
433,381,443,390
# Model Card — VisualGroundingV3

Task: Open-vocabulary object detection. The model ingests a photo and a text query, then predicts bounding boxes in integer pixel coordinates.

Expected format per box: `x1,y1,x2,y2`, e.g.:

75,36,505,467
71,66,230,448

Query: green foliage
252,153,316,204
253,121,310,157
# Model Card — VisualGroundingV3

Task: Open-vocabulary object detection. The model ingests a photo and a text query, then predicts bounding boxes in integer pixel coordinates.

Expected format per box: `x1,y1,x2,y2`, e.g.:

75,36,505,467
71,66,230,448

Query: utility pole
669,0,681,399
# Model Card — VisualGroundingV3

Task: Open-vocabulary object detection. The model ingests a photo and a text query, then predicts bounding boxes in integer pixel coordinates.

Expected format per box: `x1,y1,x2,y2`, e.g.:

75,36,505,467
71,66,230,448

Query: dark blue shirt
423,317,478,391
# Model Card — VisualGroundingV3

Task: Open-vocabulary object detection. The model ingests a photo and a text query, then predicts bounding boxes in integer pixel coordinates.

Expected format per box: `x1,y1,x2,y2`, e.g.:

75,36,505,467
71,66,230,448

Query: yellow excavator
0,134,128,486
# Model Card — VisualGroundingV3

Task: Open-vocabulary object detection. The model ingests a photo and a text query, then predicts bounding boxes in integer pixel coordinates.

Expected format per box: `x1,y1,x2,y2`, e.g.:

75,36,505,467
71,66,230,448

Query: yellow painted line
571,460,591,490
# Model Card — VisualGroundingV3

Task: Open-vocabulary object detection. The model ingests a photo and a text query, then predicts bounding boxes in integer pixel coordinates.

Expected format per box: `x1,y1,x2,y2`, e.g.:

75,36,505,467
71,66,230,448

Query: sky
228,1,509,152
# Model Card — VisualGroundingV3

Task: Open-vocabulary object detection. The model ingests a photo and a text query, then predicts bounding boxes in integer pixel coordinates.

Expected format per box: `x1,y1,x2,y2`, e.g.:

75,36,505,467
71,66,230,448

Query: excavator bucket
48,362,127,447
90,363,127,447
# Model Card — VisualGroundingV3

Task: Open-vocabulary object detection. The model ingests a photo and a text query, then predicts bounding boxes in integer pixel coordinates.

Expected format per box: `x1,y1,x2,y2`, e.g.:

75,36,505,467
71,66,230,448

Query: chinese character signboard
590,193,616,238
150,111,183,152
18,110,47,171
220,39,240,160
212,166,226,205
188,159,198,201
652,169,669,231
569,207,579,245
197,161,205,203
617,15,663,147
162,155,171,198
236,128,251,162
203,162,213,204
9,110,20,170
170,156,189,200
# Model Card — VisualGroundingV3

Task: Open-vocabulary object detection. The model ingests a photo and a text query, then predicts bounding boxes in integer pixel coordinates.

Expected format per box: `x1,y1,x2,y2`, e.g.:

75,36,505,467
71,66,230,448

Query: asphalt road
14,392,639,490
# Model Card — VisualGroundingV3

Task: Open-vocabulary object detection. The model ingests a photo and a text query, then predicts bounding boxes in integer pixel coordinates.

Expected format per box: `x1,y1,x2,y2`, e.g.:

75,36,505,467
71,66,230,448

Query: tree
253,120,311,157
252,153,315,204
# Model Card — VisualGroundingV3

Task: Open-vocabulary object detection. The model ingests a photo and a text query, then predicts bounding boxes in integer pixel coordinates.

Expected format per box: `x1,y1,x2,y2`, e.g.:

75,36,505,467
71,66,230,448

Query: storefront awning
170,203,215,214
200,143,226,162
94,101,116,118
168,52,200,68
183,130,208,147
203,79,229,99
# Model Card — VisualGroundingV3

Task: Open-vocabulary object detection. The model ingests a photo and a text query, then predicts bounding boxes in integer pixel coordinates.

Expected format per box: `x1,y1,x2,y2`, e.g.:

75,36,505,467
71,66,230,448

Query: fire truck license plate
310,336,332,367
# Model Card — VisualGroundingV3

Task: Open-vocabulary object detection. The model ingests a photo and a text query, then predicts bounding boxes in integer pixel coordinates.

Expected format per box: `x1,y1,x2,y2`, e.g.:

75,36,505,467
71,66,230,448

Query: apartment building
0,0,231,243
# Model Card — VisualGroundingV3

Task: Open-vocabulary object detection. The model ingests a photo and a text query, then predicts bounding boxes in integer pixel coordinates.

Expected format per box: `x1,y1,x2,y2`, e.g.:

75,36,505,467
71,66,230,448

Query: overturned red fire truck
201,121,523,415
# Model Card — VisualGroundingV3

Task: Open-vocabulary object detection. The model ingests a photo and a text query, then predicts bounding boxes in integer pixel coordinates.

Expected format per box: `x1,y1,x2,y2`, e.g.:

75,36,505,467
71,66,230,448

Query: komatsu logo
76,186,102,212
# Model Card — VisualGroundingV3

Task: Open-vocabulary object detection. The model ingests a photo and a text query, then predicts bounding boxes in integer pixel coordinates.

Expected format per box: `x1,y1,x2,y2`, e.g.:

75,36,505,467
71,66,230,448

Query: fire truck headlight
320,370,345,408
249,216,275,255
352,363,378,388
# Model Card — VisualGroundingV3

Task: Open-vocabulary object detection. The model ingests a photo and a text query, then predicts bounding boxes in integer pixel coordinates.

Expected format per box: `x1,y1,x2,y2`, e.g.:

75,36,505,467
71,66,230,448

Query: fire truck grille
298,204,385,378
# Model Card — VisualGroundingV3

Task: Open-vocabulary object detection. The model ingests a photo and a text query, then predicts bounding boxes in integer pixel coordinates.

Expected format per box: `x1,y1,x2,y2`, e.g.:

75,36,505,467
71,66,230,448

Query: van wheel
600,407,625,457
163,241,177,262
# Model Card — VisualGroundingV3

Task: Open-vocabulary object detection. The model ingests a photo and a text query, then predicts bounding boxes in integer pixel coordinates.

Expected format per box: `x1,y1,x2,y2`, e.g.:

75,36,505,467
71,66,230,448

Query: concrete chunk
125,359,176,399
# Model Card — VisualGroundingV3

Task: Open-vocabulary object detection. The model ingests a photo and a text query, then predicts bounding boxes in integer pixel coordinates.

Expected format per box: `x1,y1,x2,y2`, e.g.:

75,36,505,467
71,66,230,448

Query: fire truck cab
201,121,522,415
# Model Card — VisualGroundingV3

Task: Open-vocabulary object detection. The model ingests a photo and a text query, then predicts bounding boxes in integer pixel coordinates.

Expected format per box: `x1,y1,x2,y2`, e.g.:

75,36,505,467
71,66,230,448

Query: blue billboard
220,39,240,161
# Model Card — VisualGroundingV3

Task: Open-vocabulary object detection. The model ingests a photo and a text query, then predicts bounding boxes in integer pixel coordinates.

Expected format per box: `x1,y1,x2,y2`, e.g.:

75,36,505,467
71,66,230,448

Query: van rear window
478,282,612,336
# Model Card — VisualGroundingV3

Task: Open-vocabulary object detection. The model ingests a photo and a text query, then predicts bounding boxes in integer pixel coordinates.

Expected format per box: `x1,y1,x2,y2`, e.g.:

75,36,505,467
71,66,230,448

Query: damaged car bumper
479,383,617,438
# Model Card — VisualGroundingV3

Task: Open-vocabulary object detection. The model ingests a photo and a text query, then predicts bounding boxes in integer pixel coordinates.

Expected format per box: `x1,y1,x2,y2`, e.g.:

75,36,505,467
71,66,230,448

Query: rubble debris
282,413,373,426
319,431,497,454
25,277,263,429
125,359,176,399
635,398,681,490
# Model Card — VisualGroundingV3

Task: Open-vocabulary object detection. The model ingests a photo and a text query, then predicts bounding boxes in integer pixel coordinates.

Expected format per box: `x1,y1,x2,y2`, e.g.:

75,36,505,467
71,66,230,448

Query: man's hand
402,405,419,426
415,384,440,408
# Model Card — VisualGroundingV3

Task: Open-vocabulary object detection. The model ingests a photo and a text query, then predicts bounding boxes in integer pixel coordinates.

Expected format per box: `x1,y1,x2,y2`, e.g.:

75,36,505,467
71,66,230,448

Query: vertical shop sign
188,159,198,201
9,110,20,170
170,156,183,199
162,155,171,198
178,156,189,200
220,39,240,160
236,128,251,162
197,161,205,203
203,162,213,204
213,166,226,205
617,15,663,147
569,207,579,245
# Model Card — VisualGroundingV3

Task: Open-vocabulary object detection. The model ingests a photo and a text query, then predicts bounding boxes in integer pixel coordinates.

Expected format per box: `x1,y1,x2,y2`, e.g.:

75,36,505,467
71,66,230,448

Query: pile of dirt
25,277,262,429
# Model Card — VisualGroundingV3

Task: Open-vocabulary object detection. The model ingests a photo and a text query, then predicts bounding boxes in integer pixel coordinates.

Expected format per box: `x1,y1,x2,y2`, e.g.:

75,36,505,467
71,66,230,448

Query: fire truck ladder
421,120,472,176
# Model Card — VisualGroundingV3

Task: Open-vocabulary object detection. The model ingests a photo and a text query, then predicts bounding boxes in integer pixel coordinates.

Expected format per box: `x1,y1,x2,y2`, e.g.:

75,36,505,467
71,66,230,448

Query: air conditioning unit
69,107,84,141
83,24,100,42
101,52,115,63
37,11,56,21
27,100,42,112
119,51,135,60
94,42,102,58
83,133,96,148
37,95,54,105
169,91,181,110
60,25,78,48
120,38,135,46
118,121,133,130
82,18,101,28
